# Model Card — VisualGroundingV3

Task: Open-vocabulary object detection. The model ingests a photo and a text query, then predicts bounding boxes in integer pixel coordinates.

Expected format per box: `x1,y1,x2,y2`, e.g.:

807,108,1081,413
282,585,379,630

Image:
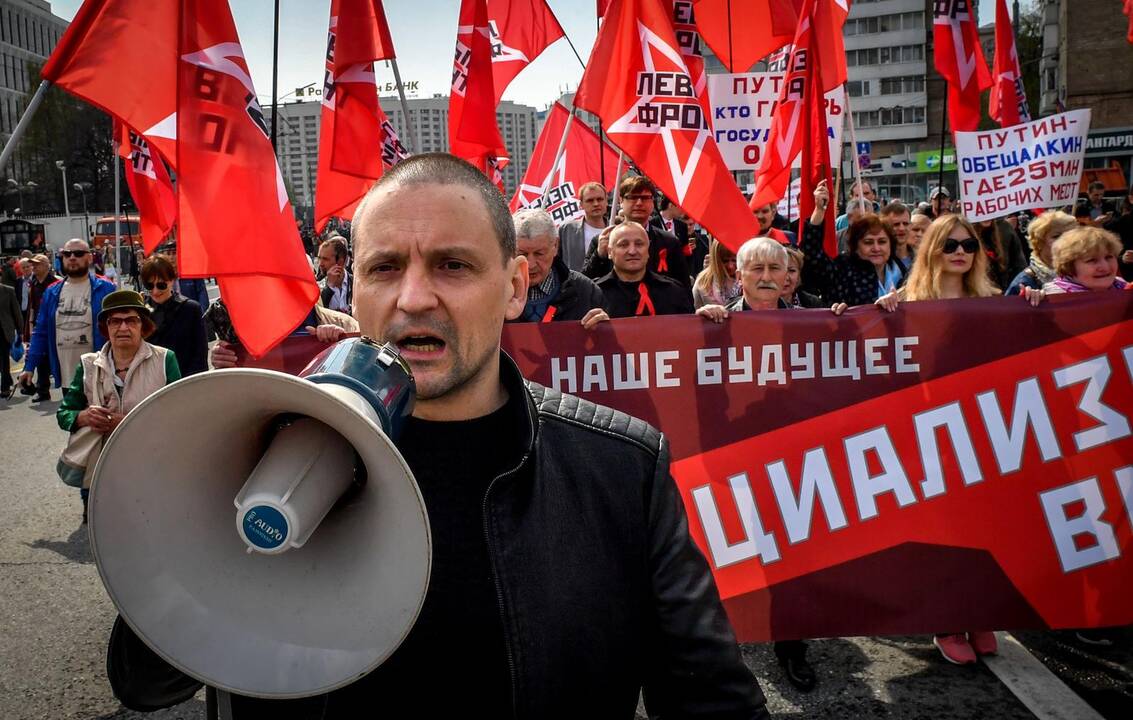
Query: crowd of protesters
1,166,1130,694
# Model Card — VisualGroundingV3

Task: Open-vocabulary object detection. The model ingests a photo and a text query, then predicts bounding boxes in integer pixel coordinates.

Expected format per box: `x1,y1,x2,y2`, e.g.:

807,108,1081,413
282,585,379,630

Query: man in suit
651,196,710,274
317,235,353,315
583,176,690,288
0,279,23,397
556,181,609,272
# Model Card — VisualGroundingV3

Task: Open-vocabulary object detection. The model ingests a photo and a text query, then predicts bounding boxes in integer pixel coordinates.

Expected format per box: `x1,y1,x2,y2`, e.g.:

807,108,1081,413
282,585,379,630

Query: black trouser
0,336,11,390
34,353,50,393
773,640,808,662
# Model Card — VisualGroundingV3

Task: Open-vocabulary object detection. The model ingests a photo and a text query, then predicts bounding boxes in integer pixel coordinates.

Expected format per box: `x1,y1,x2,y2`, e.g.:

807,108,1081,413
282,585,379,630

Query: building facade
0,0,67,140
267,94,539,216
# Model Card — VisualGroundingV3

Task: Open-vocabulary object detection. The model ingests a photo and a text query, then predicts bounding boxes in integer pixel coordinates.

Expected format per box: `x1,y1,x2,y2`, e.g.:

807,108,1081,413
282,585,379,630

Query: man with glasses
583,176,691,289
19,239,115,401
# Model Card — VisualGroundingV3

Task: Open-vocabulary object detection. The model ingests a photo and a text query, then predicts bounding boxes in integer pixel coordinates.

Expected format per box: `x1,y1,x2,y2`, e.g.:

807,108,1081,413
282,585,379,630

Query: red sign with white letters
502,293,1133,640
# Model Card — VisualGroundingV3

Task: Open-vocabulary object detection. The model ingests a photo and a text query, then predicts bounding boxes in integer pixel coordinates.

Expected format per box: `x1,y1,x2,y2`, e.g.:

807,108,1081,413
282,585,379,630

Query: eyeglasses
624,194,653,203
61,250,89,258
942,238,980,254
106,316,142,329
143,281,170,291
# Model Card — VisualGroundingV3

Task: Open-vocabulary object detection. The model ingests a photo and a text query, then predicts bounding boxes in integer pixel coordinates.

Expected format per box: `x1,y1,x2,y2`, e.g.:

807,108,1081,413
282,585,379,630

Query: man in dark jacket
597,223,694,318
583,175,691,288
511,208,609,327
107,153,769,719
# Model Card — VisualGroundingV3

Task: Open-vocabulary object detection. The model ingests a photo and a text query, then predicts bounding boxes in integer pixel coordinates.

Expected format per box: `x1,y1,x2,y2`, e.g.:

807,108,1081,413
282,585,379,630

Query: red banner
500,294,1133,640
117,121,176,254
227,295,1133,641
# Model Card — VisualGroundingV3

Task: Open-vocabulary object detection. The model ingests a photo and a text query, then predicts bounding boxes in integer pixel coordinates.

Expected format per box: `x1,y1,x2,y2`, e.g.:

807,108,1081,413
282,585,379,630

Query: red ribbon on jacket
657,248,669,273
635,283,656,316
541,305,558,323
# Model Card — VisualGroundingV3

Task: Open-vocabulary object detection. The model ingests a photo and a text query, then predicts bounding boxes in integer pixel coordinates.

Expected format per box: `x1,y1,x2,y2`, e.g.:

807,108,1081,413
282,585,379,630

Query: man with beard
583,176,690,288
19,239,115,400
109,153,769,718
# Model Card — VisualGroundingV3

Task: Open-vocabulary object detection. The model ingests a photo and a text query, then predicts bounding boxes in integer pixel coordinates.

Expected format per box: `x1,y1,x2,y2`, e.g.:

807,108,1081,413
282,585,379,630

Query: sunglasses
143,281,170,291
61,250,89,258
942,238,980,254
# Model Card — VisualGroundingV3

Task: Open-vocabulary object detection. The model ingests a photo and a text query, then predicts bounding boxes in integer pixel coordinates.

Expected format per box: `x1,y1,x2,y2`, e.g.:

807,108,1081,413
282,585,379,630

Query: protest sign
707,72,844,172
956,109,1091,222
501,294,1133,641
776,176,802,222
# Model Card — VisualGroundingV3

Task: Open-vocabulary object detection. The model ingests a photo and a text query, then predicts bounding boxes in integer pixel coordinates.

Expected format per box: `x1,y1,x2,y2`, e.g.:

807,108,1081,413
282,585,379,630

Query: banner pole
389,58,420,155
596,13,605,191
270,0,280,152
844,91,863,208
0,80,50,176
610,152,625,223
937,91,949,196
113,140,121,283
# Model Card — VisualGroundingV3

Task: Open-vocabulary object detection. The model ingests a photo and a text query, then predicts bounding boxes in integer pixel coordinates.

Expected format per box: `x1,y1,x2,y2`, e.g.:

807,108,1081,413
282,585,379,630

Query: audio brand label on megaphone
87,338,432,699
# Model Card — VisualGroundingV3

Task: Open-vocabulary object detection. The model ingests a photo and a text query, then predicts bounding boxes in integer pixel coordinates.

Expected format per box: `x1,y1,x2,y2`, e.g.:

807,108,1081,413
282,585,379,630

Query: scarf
1027,255,1057,286
1051,275,1129,293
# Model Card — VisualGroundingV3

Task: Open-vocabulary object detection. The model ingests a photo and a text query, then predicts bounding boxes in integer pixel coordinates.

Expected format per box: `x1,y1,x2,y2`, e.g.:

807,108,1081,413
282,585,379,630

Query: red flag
988,0,1031,127
750,0,816,212
797,12,837,258
693,0,797,73
670,1,710,116
487,0,564,103
1125,0,1133,44
178,0,318,356
598,0,613,17
933,0,993,133
796,0,848,92
575,0,760,251
509,103,621,224
41,0,177,162
450,0,509,189
315,0,395,232
116,122,176,253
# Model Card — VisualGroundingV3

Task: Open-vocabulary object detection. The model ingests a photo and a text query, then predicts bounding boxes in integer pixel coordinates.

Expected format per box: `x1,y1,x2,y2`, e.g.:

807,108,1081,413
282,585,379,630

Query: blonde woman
1005,210,1076,296
875,214,1004,311
1042,226,1128,293
692,239,741,308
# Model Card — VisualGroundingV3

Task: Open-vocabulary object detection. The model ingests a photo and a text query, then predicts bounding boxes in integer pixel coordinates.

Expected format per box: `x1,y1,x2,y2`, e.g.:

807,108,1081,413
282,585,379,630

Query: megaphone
88,337,431,699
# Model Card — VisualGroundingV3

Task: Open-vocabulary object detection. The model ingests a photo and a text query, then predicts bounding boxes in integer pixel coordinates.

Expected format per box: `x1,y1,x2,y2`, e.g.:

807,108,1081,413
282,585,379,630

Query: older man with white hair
697,237,847,323
512,208,609,327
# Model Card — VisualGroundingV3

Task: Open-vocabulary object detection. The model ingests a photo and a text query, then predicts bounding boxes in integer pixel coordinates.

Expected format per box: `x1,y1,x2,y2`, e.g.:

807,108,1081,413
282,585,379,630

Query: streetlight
7,178,23,211
72,182,89,213
55,160,69,216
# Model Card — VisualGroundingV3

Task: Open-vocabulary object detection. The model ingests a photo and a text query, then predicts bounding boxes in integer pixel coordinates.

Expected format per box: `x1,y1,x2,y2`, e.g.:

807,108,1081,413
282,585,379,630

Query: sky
47,0,1025,113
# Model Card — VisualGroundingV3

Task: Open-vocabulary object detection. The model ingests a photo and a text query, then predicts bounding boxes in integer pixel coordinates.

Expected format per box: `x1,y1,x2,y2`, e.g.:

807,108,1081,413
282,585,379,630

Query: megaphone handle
205,687,234,720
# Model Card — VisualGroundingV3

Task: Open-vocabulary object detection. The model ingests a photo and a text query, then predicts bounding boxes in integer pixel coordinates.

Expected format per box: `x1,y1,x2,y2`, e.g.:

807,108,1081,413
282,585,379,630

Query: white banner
707,73,845,172
955,110,1091,222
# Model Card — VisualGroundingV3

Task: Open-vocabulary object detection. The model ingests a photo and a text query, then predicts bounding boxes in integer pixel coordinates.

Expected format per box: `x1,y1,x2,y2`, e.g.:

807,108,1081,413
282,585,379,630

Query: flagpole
0,80,50,175
536,108,576,203
595,12,606,191
389,58,420,155
113,139,121,285
937,92,949,195
270,0,280,152
844,92,863,208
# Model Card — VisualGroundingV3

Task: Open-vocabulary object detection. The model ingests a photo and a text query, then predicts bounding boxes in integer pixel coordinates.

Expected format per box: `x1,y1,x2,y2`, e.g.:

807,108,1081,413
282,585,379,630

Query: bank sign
915,149,957,173
1085,128,1133,155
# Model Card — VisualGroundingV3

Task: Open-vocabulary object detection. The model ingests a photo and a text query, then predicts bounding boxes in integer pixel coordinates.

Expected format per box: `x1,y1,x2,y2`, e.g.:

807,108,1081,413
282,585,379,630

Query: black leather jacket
108,354,768,719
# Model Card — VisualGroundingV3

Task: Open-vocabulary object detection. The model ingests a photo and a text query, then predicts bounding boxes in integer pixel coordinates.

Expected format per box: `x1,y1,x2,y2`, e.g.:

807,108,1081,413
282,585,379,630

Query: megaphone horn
88,337,432,699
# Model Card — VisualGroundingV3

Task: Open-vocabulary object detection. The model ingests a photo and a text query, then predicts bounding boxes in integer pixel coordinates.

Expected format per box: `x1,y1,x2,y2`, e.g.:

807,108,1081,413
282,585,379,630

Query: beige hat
29,253,49,264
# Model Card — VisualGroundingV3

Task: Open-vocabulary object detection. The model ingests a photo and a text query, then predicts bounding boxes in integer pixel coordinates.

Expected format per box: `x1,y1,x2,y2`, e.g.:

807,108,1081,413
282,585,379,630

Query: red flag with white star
799,0,849,93
509,102,621,224
314,0,396,232
178,0,318,355
487,0,564,103
117,121,176,253
933,0,993,133
575,0,760,251
450,0,509,189
989,0,1031,127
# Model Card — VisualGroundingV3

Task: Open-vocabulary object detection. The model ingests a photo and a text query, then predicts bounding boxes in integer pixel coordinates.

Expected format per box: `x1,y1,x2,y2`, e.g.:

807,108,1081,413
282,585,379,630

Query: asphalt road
1,388,1128,719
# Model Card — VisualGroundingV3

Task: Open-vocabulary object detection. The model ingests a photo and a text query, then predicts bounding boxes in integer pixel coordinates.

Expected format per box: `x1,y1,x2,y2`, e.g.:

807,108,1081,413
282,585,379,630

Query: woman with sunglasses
140,254,208,376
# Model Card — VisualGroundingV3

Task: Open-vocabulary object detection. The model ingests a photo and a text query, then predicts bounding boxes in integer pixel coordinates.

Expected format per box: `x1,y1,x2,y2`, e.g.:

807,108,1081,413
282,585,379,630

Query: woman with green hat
56,289,181,522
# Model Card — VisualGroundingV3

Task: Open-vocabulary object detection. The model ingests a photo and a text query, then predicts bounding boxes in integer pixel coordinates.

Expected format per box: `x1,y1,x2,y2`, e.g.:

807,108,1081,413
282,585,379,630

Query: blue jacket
178,278,211,313
24,272,117,387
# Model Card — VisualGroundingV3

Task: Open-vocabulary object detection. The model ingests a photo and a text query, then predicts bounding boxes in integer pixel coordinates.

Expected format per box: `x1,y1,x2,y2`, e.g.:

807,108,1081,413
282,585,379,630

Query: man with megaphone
104,154,770,719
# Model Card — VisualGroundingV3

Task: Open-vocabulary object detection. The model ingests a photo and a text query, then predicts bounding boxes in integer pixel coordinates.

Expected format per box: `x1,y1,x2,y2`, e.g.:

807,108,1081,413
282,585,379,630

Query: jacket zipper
482,445,532,718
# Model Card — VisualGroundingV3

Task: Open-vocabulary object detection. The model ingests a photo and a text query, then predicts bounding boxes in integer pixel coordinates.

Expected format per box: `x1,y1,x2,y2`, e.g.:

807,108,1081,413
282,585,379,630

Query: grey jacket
557,218,601,273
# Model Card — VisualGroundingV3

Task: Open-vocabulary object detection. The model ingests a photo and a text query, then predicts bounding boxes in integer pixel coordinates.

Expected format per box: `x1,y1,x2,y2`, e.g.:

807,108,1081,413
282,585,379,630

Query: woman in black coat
141,254,208,376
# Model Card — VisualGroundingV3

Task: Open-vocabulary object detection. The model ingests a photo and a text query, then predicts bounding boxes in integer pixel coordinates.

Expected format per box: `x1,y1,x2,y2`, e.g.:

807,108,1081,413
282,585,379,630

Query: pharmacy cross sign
605,21,709,204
